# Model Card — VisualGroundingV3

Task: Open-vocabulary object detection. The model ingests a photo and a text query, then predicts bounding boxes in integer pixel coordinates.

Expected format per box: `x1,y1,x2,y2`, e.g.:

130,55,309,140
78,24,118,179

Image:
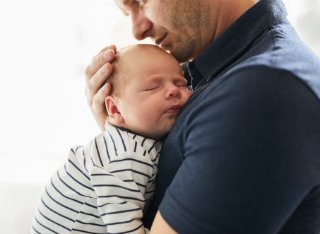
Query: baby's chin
154,123,176,139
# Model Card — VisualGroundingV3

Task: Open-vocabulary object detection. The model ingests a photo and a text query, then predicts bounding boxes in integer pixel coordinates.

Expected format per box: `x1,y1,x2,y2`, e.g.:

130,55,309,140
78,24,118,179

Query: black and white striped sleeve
85,128,157,234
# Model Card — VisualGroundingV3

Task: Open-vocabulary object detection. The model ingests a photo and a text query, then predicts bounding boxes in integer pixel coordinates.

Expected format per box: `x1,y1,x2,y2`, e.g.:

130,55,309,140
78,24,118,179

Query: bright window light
0,0,319,184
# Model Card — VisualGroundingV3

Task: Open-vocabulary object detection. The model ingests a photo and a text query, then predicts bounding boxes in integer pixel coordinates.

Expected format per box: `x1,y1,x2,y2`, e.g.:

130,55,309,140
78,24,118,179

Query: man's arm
150,212,177,234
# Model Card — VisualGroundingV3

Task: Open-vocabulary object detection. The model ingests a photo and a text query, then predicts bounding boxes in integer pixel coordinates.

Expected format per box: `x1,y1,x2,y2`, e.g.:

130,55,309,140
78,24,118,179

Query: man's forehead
114,0,129,4
114,0,132,15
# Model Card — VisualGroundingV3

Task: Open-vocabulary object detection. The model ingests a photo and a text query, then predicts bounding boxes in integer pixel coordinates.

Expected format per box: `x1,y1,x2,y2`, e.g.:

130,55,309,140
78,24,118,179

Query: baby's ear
105,96,125,125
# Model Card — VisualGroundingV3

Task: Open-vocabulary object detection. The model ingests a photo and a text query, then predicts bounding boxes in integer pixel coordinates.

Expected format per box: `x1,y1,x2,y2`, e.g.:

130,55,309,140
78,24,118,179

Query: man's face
114,0,210,62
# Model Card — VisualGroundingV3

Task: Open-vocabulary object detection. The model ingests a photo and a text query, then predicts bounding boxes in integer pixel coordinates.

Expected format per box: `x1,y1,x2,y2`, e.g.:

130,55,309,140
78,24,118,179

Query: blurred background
0,0,319,233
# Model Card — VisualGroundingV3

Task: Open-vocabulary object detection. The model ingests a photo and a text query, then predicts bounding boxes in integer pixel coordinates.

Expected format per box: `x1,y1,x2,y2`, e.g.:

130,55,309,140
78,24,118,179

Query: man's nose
131,12,153,40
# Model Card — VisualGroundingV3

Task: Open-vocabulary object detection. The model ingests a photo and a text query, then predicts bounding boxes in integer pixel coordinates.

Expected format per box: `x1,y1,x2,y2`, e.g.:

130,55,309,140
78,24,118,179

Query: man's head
105,44,191,139
114,0,257,62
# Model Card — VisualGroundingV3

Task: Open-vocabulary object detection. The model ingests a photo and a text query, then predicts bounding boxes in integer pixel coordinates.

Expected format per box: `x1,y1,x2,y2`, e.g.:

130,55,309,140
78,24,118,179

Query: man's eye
135,0,146,6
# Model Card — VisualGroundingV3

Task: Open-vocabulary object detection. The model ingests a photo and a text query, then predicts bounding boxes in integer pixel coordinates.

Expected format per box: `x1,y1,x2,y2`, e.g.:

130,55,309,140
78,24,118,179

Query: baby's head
105,44,191,139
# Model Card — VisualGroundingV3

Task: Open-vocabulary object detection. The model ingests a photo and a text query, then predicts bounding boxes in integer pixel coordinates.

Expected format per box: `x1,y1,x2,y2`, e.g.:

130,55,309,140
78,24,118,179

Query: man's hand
85,45,117,131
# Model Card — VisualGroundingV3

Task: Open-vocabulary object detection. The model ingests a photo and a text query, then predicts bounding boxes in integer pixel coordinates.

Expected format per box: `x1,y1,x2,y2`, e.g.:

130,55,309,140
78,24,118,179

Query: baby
32,44,191,234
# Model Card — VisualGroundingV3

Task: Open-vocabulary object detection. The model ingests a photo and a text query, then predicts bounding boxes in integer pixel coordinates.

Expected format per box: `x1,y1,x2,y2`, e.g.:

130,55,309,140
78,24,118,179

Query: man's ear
105,96,125,125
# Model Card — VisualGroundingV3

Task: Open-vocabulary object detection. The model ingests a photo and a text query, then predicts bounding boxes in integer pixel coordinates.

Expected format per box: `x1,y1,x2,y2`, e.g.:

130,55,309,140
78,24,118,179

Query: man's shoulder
221,22,320,100
203,65,320,103
177,65,320,140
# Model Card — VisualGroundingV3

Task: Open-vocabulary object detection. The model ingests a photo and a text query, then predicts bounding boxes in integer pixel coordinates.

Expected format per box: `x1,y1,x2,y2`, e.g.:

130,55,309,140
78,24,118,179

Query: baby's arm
79,131,158,234
90,157,152,234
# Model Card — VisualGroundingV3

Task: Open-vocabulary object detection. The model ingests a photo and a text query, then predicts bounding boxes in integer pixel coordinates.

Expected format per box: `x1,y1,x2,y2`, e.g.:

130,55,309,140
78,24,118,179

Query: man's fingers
93,83,111,108
84,45,116,132
85,46,117,80
86,63,113,105
91,83,111,131
92,45,117,64
97,45,117,55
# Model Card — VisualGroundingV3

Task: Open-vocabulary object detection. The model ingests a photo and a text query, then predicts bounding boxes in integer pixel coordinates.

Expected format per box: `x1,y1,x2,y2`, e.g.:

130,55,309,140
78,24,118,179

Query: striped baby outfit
32,123,161,234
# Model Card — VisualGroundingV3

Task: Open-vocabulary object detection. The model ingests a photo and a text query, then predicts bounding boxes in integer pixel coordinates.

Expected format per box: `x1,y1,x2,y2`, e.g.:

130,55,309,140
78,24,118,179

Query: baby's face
116,47,191,139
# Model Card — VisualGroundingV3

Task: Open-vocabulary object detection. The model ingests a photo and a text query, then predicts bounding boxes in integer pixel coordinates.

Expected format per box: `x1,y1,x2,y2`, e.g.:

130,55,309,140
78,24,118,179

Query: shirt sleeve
90,163,150,234
159,66,320,233
76,132,155,234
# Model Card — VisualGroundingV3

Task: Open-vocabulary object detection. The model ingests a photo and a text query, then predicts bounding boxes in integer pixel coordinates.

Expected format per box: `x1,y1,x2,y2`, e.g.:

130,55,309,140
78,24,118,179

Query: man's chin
169,47,193,63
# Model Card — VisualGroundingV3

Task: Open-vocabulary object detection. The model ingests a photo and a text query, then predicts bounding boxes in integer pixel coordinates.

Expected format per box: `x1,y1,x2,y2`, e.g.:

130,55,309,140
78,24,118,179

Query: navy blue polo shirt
143,0,320,233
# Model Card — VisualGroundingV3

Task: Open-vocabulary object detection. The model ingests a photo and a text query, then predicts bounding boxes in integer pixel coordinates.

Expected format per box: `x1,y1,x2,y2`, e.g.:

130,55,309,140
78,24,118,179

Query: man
85,0,320,233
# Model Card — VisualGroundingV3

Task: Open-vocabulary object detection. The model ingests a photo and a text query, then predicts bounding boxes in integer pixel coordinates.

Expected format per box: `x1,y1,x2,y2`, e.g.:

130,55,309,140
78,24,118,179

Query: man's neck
208,0,258,43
